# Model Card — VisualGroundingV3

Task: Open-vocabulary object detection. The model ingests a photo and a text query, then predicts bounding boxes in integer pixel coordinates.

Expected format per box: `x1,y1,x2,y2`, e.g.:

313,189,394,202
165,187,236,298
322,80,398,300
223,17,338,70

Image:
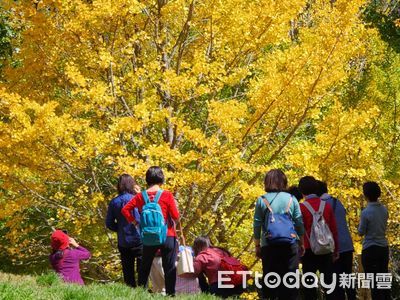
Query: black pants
209,282,244,298
331,251,356,300
198,272,209,293
301,250,334,300
138,237,178,296
261,243,299,300
118,245,142,287
361,246,391,300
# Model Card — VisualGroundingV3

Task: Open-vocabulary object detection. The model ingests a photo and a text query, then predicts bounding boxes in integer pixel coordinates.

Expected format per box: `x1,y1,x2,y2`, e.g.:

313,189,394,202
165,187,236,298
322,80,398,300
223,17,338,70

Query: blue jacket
321,194,354,253
106,193,141,248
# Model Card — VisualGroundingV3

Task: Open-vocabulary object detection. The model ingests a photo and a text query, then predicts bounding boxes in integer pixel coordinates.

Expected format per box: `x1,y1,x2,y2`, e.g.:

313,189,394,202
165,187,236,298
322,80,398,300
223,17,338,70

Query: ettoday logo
218,270,336,294
217,271,393,293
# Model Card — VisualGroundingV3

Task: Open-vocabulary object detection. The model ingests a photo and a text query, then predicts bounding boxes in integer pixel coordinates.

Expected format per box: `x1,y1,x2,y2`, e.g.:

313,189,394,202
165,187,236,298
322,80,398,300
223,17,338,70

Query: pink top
49,246,91,285
193,247,229,285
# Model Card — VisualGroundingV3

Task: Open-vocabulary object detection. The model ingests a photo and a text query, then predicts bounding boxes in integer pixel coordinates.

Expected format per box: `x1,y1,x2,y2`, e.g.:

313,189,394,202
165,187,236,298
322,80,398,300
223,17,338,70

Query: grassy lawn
0,272,221,300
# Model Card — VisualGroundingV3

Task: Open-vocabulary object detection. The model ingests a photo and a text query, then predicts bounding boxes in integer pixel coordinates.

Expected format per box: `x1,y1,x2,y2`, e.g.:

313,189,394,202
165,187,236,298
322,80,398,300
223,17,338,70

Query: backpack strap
262,196,274,214
261,193,279,232
285,196,293,213
318,200,326,215
142,191,150,204
142,189,163,204
302,200,315,216
153,189,163,204
261,192,280,214
302,201,314,244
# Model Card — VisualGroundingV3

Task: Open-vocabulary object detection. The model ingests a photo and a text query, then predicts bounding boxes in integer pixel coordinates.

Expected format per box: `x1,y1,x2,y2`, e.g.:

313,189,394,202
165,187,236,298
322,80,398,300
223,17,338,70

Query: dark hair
264,169,288,192
193,235,231,256
53,250,64,259
315,180,328,197
363,181,381,202
146,166,165,186
298,176,318,196
288,185,303,200
193,236,210,256
117,174,137,195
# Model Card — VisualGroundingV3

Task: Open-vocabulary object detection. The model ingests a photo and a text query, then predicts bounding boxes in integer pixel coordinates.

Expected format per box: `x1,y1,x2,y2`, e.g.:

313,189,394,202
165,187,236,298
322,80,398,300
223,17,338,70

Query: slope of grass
0,272,220,300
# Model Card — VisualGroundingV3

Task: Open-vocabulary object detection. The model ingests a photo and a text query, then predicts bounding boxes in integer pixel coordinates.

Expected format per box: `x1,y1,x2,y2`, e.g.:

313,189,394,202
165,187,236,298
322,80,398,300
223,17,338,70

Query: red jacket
121,189,179,237
194,247,229,285
300,197,339,255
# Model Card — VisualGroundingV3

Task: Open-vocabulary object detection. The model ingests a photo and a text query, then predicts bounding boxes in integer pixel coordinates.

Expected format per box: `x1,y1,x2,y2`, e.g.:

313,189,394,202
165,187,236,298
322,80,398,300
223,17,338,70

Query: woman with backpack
121,166,180,296
299,176,338,300
192,236,245,298
106,174,142,287
49,230,91,285
358,181,390,300
253,169,305,300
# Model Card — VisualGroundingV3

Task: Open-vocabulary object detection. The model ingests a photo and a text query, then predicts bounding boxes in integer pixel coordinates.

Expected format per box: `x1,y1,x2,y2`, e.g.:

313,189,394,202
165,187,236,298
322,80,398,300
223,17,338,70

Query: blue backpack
262,194,297,245
140,189,167,246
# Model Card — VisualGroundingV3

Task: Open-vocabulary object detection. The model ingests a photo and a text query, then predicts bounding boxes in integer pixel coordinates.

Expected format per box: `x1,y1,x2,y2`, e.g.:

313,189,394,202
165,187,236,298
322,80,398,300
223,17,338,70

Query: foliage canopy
0,0,400,279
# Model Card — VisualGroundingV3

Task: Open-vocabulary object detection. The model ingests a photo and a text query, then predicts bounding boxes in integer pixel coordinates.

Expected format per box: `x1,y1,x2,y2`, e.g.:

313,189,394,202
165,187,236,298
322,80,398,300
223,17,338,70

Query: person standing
253,169,305,300
316,180,355,300
299,176,338,300
106,174,142,287
358,181,390,300
122,166,180,296
49,230,91,285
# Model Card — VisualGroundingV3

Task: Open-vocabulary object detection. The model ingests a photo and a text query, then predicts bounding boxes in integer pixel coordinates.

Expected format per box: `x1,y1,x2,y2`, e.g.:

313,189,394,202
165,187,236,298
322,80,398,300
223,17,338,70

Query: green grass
0,272,221,300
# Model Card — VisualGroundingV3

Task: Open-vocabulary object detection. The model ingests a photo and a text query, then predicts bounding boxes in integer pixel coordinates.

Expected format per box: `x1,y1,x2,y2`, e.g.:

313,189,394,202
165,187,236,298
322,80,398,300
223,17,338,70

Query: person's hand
299,244,305,257
134,185,141,194
333,252,339,262
69,237,79,248
255,246,262,259
135,223,140,233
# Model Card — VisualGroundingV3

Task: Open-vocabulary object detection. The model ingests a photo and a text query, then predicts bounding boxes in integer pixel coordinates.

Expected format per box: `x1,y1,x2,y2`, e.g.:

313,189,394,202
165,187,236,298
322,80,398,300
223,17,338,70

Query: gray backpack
303,201,335,255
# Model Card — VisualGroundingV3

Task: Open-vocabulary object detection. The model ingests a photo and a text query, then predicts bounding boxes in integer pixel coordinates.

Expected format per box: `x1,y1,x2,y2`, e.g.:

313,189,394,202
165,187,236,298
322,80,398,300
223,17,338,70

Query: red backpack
219,255,250,286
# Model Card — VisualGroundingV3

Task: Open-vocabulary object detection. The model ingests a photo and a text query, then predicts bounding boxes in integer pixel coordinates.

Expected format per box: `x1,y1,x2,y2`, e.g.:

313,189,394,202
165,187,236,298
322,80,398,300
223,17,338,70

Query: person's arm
121,195,138,224
193,254,206,275
298,235,305,257
253,198,263,258
105,201,118,232
74,246,91,260
167,192,180,221
291,198,305,256
384,205,389,223
358,209,367,236
291,198,305,238
69,238,91,260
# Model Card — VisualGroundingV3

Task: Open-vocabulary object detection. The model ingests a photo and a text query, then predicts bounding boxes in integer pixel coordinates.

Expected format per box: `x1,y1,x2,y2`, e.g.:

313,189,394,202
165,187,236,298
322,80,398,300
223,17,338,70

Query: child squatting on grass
49,230,91,285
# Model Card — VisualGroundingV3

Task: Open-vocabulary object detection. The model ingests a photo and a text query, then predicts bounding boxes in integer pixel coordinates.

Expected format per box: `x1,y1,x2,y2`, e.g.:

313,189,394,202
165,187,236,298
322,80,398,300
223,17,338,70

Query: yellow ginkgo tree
0,0,399,279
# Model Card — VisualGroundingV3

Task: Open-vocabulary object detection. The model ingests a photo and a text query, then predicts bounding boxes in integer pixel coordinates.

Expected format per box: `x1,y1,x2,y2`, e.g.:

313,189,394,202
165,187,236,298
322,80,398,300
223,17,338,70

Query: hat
51,230,69,251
